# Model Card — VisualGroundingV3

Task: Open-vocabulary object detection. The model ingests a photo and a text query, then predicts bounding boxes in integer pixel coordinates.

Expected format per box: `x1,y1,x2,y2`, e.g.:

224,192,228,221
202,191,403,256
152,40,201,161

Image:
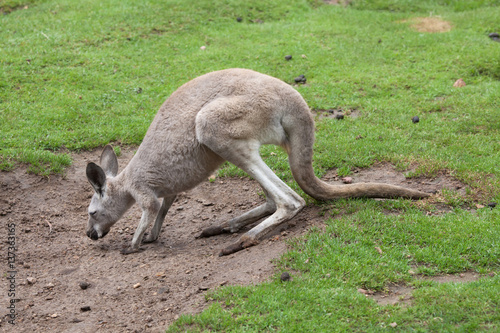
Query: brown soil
404,17,453,33
323,0,352,6
0,148,466,332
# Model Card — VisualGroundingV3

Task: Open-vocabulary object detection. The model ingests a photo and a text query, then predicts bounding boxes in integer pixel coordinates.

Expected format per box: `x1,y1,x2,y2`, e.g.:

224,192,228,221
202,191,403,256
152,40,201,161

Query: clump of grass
0,148,71,174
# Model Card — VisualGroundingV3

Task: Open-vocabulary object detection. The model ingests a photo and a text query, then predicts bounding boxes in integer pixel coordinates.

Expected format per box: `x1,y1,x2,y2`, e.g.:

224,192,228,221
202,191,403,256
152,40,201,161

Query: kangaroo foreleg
143,195,176,243
121,196,161,255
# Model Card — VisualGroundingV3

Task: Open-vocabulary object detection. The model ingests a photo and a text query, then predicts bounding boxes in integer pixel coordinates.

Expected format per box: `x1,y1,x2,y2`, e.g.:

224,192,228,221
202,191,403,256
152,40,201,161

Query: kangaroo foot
120,246,144,255
219,236,259,256
197,225,229,238
142,232,158,244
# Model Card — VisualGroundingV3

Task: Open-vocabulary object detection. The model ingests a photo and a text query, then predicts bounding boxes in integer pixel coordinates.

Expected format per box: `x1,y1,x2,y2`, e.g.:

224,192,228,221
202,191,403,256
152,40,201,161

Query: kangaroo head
85,145,124,241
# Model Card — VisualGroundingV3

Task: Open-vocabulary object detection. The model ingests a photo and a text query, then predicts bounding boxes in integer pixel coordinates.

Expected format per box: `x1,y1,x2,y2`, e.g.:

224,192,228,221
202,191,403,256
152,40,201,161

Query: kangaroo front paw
219,236,259,256
120,247,144,255
142,232,158,244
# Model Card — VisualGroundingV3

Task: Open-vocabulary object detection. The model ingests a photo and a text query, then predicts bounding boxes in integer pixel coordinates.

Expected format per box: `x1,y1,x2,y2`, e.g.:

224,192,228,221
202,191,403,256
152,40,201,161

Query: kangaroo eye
89,211,97,216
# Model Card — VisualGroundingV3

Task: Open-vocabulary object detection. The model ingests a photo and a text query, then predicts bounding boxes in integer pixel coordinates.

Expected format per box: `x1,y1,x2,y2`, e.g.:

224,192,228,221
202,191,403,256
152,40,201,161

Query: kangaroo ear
86,162,107,195
100,145,118,177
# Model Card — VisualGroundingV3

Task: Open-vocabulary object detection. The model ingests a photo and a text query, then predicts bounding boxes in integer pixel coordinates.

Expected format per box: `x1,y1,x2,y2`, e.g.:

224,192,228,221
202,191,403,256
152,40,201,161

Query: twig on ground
46,220,53,234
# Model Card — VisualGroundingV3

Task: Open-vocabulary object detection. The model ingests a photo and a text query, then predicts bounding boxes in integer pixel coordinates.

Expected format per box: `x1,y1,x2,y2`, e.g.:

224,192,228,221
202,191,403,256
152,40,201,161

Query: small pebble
79,281,90,290
488,202,497,209
133,283,141,289
280,272,291,282
27,277,37,285
285,55,292,61
80,306,91,312
342,177,353,184
412,116,419,123
335,114,344,120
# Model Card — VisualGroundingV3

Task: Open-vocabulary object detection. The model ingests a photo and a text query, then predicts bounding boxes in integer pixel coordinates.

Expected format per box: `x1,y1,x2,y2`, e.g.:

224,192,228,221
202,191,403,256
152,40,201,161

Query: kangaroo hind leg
202,139,305,255
198,189,276,238
195,97,305,255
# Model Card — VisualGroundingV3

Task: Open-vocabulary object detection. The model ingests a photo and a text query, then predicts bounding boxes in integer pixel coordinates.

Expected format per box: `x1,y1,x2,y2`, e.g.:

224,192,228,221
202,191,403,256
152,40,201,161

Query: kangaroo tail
282,103,429,201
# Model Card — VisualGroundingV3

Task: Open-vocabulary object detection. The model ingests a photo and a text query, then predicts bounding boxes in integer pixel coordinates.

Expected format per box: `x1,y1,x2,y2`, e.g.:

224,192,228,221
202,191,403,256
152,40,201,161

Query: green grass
2,0,500,331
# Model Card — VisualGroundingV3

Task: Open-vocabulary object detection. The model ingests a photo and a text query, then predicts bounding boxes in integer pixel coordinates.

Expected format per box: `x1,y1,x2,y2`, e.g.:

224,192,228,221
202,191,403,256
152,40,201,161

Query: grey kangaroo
86,68,429,256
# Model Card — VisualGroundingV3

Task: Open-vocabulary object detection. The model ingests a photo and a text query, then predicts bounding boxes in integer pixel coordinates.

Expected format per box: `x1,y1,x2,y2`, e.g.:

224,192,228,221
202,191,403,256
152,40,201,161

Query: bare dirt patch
403,17,453,33
365,284,414,306
365,271,484,307
422,271,482,284
0,2,30,15
313,108,361,121
323,0,352,6
0,148,325,332
0,150,464,332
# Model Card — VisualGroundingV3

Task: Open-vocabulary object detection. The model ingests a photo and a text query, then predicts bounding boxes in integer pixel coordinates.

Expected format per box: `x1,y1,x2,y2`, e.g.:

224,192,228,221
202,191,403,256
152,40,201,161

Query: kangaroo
86,68,429,256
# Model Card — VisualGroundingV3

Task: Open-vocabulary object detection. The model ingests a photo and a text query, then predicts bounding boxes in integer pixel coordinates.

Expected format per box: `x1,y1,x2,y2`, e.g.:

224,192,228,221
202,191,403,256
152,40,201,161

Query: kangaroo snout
86,227,109,240
87,228,99,240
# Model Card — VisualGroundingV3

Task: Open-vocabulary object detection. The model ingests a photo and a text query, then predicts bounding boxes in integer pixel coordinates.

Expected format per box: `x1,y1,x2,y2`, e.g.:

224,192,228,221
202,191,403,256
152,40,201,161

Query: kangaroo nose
87,228,99,240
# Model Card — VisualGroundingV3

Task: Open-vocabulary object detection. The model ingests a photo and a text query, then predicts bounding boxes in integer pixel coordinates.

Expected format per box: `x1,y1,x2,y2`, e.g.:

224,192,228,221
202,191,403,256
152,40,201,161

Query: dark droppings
280,272,291,281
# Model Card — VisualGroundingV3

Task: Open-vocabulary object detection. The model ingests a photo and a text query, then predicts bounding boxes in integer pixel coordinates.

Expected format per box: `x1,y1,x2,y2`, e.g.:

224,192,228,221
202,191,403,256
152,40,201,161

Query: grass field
2,0,499,331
